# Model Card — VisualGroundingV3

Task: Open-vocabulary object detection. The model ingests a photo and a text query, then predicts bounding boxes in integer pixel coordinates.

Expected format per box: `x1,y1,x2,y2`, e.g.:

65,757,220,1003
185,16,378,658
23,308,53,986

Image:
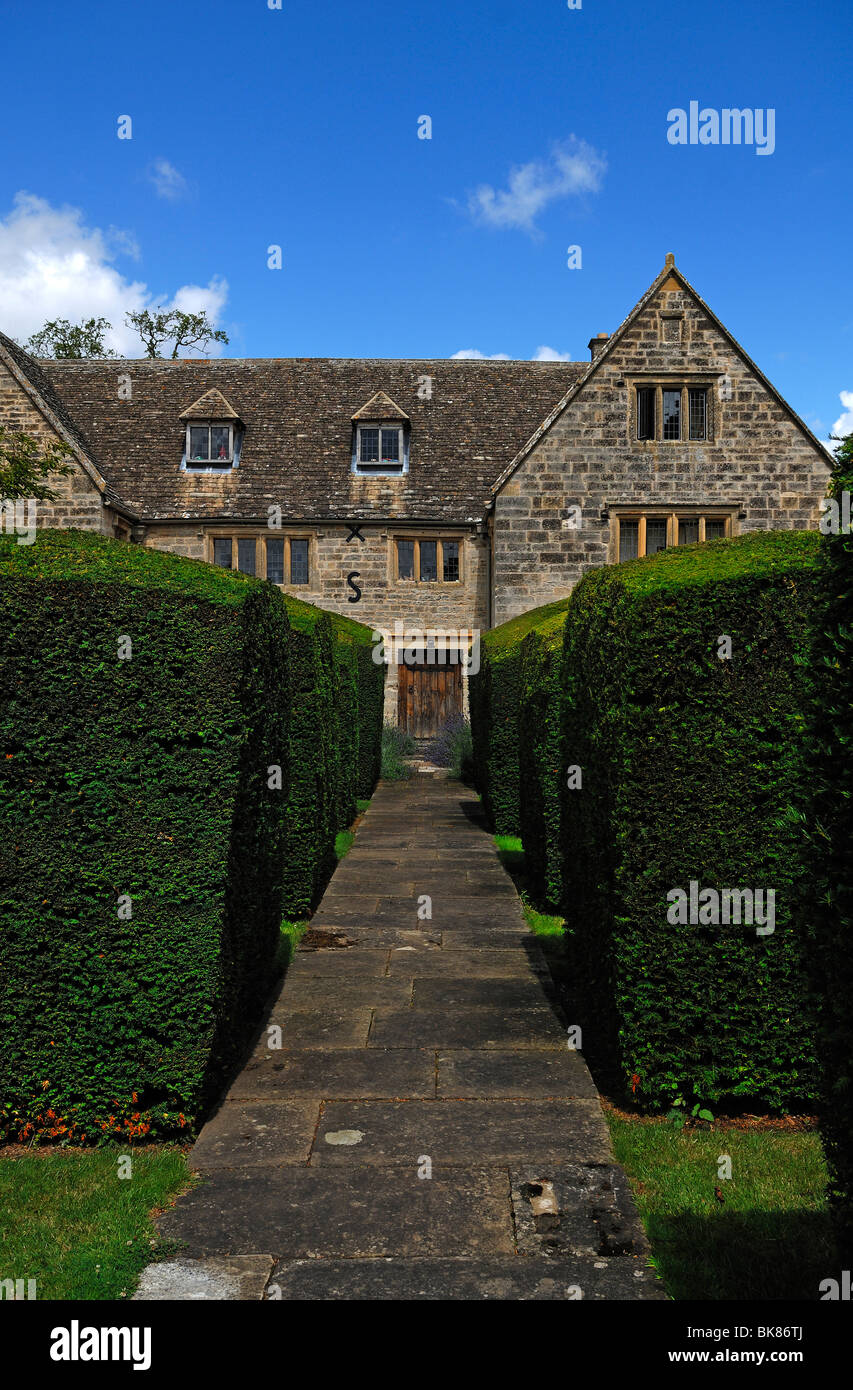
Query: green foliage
0,425,75,502
800,432,853,1256
470,598,569,834
0,530,384,1143
561,530,823,1112
380,723,414,780
280,596,383,918
0,529,290,1142
354,645,384,797
426,715,473,779
124,306,228,359
518,624,564,907
25,317,116,360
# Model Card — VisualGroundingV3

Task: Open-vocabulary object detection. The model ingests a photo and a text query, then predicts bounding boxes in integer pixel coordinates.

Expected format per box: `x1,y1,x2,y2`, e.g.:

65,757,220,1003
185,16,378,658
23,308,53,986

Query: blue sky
1,0,850,440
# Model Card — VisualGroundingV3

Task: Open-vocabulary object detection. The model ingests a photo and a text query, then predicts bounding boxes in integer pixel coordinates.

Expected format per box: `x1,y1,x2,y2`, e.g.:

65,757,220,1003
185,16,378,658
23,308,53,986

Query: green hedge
561,530,822,1112
281,597,383,918
802,442,853,1255
517,613,566,908
470,598,569,834
0,530,290,1142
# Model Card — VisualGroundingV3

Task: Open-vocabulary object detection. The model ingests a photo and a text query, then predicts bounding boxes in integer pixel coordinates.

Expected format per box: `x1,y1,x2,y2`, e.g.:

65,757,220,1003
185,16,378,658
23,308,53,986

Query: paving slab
134,1256,274,1301
266,1256,665,1301
386,947,547,978
368,1004,567,1050
412,976,556,1010
437,1050,599,1099
311,1100,612,1166
439,928,540,949
301,923,443,948
277,976,412,1009
229,1049,436,1100
188,1101,320,1171
257,1007,373,1048
143,778,655,1301
290,948,390,977
510,1165,653,1260
156,1166,515,1258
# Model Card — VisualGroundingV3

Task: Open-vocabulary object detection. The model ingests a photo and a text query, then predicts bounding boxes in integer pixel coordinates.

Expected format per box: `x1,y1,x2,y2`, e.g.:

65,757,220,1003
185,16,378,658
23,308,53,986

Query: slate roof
35,356,585,523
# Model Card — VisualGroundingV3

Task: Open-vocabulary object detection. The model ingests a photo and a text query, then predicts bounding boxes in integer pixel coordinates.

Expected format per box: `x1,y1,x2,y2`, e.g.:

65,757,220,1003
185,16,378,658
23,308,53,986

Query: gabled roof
489,258,830,497
179,387,241,421
351,390,409,422
0,332,133,511
40,357,585,523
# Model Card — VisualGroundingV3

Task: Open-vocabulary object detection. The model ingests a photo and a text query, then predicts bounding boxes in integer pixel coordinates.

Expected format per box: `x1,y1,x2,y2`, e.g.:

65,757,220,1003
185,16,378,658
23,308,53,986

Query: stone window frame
630,379,715,444
206,528,314,587
392,533,464,585
609,505,738,563
353,420,409,476
659,311,684,346
183,419,238,471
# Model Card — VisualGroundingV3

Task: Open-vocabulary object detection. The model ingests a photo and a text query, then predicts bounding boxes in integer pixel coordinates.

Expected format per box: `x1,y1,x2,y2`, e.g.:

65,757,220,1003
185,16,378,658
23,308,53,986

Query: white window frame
185,420,235,468
354,421,407,474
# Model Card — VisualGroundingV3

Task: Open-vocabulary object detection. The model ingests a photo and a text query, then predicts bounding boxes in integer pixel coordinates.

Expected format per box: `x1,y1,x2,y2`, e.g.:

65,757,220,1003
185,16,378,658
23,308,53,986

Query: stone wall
142,521,489,722
0,361,111,534
492,277,832,624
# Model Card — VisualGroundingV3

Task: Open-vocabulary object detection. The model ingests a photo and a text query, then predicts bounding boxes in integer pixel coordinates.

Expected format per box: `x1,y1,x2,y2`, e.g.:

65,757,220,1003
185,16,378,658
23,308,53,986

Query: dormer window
357,422,404,469
179,388,242,472
188,421,234,465
351,390,409,476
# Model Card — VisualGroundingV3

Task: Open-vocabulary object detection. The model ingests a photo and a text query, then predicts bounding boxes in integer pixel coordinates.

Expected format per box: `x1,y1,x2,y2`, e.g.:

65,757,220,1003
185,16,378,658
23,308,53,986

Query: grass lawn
607,1115,837,1300
0,1146,194,1300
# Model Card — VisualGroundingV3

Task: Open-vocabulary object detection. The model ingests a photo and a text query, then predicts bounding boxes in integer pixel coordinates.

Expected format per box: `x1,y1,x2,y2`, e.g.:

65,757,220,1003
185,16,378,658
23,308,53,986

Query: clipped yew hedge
802,442,853,1255
470,598,569,834
0,530,290,1142
561,530,822,1112
0,531,384,1144
517,610,567,908
280,597,383,919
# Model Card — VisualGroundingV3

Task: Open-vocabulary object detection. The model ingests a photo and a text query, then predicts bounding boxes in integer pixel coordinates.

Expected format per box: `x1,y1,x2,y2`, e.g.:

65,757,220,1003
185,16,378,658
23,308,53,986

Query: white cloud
831,389,853,440
532,345,574,361
467,137,606,233
147,158,188,201
451,348,511,360
0,192,228,356
452,345,575,362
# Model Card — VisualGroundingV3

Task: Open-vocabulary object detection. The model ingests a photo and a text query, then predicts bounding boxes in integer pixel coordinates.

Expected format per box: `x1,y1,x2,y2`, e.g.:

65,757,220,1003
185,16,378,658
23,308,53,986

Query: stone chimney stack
588,332,609,362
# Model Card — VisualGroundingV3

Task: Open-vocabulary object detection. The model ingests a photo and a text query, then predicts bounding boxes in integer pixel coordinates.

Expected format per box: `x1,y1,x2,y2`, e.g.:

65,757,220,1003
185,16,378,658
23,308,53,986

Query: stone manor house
0,257,831,735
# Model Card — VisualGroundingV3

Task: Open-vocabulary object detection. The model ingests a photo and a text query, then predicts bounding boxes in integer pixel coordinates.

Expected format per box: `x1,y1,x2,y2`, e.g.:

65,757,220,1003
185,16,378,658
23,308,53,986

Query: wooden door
397,661,463,738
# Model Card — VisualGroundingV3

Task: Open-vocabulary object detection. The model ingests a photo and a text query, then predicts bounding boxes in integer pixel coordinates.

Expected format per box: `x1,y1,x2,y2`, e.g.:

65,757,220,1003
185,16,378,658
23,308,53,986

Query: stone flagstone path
138,780,665,1301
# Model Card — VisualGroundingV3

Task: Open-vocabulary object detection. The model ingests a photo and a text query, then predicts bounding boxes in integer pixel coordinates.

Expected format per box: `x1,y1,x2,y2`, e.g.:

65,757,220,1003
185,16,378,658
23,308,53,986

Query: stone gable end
0,360,110,534
491,279,831,624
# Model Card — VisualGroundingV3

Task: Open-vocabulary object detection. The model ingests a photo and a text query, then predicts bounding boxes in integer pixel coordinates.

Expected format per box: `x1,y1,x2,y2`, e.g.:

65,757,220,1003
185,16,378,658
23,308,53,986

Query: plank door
397,661,463,738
